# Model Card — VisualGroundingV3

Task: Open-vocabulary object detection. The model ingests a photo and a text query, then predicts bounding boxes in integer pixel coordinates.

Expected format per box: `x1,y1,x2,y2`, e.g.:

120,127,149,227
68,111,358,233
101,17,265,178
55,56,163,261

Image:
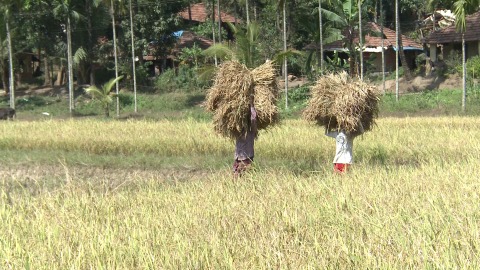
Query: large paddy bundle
303,72,380,135
206,60,279,138
206,61,253,138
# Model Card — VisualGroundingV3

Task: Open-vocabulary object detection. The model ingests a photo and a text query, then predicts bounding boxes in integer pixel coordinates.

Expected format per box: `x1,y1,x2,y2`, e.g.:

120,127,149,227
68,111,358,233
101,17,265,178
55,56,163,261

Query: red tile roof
179,3,238,23
305,22,422,51
427,11,480,44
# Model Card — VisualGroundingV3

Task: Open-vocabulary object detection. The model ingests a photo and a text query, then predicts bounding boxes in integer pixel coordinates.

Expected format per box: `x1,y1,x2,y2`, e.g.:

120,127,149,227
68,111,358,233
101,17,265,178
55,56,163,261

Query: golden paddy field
0,117,479,268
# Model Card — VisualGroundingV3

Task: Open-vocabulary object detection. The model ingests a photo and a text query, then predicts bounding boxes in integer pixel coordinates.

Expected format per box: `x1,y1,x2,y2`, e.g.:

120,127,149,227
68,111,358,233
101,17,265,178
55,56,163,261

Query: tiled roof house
306,22,423,72
426,11,480,62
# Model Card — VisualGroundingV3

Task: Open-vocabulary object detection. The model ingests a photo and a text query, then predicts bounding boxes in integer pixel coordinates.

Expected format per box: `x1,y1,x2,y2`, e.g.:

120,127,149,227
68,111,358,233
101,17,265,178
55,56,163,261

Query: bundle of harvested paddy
206,60,280,138
205,61,254,138
303,71,379,135
251,61,280,130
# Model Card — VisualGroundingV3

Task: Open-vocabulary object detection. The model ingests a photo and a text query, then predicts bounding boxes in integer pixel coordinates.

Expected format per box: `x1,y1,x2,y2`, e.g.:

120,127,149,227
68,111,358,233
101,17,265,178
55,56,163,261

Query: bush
465,55,480,80
155,66,208,93
16,96,47,110
444,50,462,75
288,85,310,103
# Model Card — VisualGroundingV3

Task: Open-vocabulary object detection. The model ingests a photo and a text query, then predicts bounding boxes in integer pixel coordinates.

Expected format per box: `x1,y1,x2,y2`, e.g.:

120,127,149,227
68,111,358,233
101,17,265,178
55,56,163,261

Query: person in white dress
326,124,363,173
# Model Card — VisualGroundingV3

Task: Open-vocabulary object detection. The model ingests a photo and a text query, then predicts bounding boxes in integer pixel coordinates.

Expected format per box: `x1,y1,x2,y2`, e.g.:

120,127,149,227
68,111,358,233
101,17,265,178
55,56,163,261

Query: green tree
85,75,123,117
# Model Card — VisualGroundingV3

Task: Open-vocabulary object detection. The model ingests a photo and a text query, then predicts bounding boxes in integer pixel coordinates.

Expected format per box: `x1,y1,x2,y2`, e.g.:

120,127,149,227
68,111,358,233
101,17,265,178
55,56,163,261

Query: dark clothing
233,106,257,176
234,129,256,161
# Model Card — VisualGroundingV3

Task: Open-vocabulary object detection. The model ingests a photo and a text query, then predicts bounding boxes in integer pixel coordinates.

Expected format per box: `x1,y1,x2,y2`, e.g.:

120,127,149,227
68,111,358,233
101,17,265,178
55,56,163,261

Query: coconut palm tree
100,0,122,117
453,0,479,112
128,0,137,113
277,0,288,108
318,0,324,72
85,76,123,117
53,0,82,114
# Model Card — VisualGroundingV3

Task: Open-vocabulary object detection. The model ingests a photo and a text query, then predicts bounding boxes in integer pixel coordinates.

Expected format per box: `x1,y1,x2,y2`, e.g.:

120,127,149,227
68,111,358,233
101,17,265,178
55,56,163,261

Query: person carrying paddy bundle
233,96,258,177
205,60,279,177
303,71,379,174
326,123,363,173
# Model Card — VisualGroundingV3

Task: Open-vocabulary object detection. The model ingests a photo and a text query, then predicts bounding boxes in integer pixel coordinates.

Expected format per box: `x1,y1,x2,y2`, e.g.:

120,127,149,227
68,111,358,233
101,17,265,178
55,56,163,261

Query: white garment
326,131,354,164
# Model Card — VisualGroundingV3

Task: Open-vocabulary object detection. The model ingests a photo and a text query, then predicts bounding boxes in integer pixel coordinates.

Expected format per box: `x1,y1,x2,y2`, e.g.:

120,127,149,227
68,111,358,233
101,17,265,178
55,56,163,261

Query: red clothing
334,163,349,173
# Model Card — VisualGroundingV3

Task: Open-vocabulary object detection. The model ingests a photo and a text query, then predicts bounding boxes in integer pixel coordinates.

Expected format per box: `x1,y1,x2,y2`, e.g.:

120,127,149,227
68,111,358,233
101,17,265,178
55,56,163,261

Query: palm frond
454,0,467,32
203,44,235,61
73,47,87,65
103,76,123,95
321,8,346,26
272,49,303,64
85,86,104,99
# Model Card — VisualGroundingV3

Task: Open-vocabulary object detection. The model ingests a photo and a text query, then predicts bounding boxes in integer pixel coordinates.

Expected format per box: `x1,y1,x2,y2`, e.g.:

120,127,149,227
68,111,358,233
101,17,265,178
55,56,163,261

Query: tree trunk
67,15,75,113
318,0,323,71
358,0,363,80
395,0,399,101
0,33,8,93
398,34,412,80
395,0,411,81
129,0,138,113
44,54,51,86
55,62,65,86
211,0,218,66
6,18,15,109
217,0,221,43
105,103,110,117
462,33,466,112
2,68,7,93
380,0,385,93
245,0,249,24
348,31,356,77
283,0,288,109
111,0,120,117
86,0,95,85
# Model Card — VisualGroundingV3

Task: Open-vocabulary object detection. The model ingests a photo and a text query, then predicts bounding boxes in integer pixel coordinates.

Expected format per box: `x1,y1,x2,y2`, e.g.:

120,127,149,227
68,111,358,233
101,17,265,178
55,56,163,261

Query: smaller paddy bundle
303,72,380,135
251,61,280,130
206,60,279,139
